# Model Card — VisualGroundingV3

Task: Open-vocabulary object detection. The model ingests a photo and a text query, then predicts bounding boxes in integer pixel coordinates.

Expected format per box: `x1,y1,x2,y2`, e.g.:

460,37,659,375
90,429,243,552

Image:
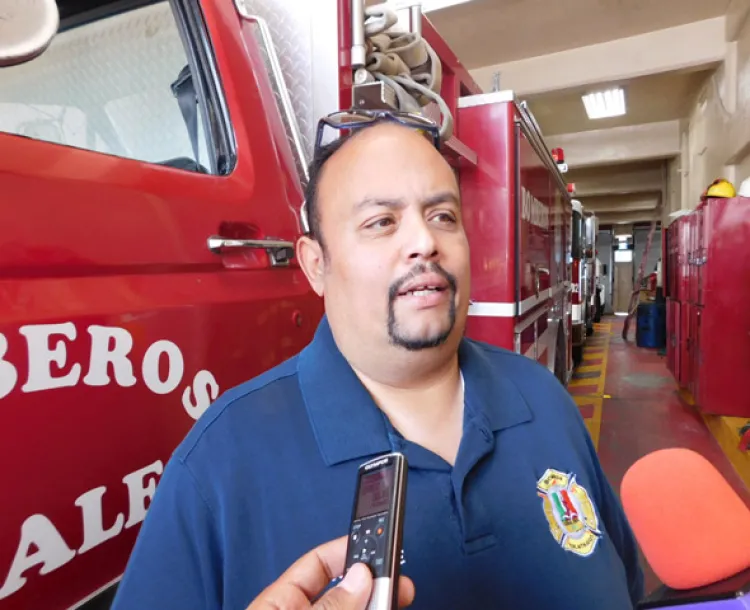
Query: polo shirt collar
297,316,533,467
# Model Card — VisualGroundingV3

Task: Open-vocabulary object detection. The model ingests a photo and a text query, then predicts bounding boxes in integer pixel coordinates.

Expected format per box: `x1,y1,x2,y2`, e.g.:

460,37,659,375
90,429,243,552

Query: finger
312,563,372,610
281,536,350,598
396,575,416,608
247,537,350,609
313,570,415,610
246,573,416,610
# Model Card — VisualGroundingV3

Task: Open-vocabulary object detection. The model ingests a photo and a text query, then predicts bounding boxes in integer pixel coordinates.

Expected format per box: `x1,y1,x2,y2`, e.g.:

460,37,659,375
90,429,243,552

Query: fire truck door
0,2,320,609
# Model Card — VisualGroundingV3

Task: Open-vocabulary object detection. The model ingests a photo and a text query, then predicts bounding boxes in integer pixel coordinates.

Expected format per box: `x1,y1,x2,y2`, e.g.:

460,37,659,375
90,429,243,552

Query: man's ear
296,235,325,297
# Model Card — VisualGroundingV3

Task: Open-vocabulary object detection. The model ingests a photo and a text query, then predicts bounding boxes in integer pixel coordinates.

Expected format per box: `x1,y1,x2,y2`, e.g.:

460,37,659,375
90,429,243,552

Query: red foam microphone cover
620,447,750,590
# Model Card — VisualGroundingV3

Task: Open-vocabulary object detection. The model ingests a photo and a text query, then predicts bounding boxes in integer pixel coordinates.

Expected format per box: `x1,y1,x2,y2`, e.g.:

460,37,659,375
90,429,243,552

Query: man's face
299,122,471,359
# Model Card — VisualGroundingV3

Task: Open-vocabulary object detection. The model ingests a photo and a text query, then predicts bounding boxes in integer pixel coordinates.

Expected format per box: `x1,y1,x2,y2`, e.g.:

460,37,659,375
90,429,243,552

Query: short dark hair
302,136,347,251
303,119,395,251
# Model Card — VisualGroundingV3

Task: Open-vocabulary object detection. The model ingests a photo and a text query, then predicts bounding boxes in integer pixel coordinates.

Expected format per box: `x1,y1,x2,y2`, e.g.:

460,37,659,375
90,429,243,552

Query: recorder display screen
356,465,394,519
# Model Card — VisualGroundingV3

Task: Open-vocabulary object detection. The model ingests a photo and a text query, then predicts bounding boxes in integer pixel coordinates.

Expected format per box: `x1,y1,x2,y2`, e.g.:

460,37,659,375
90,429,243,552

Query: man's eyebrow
423,191,461,207
353,197,406,212
353,192,460,212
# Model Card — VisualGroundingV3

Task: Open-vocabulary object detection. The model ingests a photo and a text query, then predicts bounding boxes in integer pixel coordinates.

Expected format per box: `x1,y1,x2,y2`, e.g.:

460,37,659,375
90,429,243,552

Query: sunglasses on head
314,108,441,153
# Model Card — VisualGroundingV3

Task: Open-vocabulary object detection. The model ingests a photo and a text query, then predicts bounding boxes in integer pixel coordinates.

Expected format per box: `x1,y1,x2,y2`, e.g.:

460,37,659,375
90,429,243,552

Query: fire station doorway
613,237,634,315
614,256,634,313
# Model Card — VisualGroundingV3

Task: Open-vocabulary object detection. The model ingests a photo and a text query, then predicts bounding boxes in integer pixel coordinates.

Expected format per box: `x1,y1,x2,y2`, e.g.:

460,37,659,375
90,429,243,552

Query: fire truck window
0,2,211,173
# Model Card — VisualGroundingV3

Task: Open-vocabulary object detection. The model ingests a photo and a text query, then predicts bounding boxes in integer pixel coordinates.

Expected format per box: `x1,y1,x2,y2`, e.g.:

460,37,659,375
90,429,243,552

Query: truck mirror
0,0,59,67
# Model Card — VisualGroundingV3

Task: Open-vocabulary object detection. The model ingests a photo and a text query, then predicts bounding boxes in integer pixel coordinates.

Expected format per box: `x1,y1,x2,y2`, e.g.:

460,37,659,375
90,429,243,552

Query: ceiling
566,159,664,184
565,160,666,224
525,69,711,136
419,0,741,225
428,0,731,68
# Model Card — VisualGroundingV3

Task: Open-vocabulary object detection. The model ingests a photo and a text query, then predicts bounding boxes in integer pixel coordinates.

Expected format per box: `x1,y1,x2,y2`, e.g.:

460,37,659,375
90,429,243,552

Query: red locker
667,298,680,377
665,218,686,378
678,215,691,303
689,205,705,306
671,222,680,297
680,301,693,388
690,197,750,416
690,304,701,400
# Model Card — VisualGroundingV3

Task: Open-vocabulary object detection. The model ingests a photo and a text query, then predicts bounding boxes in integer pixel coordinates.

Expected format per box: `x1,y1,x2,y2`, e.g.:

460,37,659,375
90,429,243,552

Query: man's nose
404,216,439,261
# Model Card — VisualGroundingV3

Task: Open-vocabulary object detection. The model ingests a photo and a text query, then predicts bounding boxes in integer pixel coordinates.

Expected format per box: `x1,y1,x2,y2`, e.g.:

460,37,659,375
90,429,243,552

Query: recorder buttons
353,536,377,563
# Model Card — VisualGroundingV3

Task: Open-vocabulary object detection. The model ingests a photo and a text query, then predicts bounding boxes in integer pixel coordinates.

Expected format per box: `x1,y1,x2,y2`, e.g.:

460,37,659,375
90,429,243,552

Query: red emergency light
567,183,576,194
553,148,569,174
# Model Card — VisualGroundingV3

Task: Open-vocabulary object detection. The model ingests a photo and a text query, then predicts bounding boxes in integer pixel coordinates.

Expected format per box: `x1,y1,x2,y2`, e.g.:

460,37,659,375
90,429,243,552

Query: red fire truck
583,209,599,334
570,197,599,366
570,199,589,365
0,1,573,608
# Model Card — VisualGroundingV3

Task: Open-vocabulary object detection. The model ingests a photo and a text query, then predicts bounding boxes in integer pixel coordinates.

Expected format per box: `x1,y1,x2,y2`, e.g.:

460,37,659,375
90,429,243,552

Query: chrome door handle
207,236,295,266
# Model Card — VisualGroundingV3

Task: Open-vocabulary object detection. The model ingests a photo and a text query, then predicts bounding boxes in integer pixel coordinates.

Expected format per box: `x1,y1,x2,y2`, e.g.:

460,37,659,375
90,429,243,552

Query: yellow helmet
704,178,736,198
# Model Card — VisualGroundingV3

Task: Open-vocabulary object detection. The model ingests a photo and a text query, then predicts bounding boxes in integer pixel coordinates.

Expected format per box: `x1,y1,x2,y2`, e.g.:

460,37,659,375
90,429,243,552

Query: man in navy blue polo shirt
112,113,645,610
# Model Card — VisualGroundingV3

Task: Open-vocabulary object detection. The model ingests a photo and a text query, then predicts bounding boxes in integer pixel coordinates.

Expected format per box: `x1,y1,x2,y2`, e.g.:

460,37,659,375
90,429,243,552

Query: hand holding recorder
245,536,415,610
248,452,412,610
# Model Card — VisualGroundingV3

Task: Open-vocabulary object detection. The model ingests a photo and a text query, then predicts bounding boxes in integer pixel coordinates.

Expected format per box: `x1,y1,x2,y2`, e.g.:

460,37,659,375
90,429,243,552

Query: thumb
313,563,373,610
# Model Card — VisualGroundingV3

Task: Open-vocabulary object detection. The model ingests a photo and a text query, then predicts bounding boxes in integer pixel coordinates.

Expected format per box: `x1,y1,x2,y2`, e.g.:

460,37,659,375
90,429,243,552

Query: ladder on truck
622,220,657,341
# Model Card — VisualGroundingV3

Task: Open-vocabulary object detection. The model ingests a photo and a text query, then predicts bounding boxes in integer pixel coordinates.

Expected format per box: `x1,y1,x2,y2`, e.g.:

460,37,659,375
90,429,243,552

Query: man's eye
366,217,395,229
431,212,457,224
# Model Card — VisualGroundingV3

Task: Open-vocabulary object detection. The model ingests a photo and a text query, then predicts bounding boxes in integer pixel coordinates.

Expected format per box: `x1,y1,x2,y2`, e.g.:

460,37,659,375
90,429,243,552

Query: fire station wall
664,155,683,225
683,12,750,206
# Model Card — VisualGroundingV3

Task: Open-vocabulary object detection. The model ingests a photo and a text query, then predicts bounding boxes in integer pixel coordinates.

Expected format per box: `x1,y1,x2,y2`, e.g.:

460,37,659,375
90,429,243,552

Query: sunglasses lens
316,109,441,152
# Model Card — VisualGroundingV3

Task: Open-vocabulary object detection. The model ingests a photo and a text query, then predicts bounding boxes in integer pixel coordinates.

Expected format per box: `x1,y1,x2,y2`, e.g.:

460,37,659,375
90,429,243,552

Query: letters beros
0,322,220,418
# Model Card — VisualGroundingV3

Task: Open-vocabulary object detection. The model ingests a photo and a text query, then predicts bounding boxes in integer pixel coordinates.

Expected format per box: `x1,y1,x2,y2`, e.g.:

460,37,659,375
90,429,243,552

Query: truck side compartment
460,92,572,384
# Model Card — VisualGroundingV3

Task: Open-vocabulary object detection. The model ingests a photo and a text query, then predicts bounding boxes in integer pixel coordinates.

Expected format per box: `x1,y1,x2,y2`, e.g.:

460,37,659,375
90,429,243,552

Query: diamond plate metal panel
236,0,314,163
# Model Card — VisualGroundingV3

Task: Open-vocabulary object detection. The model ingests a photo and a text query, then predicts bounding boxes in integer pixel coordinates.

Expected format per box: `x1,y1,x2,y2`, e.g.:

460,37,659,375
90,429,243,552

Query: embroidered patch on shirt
537,468,602,557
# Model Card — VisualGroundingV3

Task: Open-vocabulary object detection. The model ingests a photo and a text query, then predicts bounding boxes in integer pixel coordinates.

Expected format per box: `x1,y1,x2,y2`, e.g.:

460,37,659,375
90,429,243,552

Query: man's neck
351,354,465,466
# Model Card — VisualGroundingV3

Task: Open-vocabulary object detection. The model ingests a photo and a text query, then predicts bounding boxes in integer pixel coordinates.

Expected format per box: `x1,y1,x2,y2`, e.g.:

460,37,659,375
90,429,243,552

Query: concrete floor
570,317,750,596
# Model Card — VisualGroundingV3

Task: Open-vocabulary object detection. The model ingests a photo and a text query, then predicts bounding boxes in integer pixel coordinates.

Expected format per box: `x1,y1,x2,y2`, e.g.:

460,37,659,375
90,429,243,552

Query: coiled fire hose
359,3,454,142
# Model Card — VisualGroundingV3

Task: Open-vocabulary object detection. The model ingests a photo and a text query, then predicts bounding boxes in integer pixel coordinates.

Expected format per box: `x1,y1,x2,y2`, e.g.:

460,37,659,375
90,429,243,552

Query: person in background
111,111,644,610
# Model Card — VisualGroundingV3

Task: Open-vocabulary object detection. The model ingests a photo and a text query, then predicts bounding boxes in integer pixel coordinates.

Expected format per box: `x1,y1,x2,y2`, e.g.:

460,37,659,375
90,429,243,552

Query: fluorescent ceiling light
582,87,626,120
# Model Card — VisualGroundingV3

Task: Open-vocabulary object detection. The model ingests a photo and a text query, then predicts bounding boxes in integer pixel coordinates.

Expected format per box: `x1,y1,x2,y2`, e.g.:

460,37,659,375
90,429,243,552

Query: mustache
388,262,457,302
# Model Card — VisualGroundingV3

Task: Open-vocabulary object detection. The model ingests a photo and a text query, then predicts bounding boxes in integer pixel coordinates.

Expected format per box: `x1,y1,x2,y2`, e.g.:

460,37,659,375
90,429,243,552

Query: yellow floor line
590,325,611,450
596,326,611,398
680,389,750,489
568,378,596,388
702,415,750,489
583,397,603,446
570,322,612,451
